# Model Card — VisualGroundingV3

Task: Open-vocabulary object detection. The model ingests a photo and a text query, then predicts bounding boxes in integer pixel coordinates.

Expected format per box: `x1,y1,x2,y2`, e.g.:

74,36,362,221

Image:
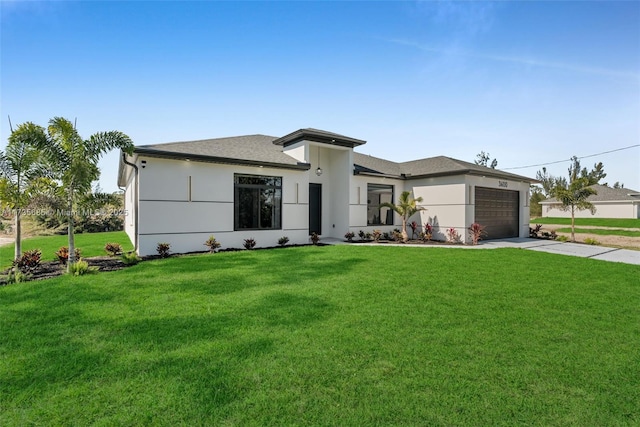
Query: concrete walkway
323,237,640,266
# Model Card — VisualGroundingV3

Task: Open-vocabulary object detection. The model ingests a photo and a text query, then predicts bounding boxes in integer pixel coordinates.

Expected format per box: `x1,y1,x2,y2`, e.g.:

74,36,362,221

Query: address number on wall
498,180,508,188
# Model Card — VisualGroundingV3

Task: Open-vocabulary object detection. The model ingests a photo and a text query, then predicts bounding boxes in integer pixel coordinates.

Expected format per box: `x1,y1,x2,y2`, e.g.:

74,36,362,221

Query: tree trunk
571,206,576,242
67,197,76,272
14,210,21,260
401,217,408,243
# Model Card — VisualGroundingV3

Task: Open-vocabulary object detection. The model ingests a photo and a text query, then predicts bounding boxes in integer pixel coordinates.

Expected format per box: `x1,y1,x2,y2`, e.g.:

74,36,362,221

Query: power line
502,144,640,170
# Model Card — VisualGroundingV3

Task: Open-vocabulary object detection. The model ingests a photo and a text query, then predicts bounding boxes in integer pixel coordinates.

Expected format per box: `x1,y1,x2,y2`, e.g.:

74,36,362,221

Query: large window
367,184,394,225
234,174,282,230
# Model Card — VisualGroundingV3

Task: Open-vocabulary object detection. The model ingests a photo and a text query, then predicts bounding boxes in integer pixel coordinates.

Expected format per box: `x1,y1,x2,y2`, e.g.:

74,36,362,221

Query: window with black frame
367,184,394,225
234,174,282,230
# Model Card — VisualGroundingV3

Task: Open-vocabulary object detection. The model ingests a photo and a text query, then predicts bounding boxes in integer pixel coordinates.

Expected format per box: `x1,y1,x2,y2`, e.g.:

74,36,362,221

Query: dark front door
309,183,322,235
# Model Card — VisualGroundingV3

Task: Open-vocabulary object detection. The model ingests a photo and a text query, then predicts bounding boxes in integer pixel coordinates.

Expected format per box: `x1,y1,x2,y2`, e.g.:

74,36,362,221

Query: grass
531,217,640,229
555,228,640,238
0,231,133,269
1,246,639,425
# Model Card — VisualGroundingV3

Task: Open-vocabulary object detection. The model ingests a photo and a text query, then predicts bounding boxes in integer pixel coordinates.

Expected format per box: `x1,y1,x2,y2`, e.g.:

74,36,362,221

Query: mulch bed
0,256,129,285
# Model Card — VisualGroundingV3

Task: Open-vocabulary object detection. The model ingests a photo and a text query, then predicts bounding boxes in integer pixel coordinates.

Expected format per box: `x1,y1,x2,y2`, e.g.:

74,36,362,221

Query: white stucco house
118,128,535,255
540,184,640,219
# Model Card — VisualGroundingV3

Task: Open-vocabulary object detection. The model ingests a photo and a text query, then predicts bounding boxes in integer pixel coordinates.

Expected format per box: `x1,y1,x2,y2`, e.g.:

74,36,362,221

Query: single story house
540,184,640,219
118,128,535,255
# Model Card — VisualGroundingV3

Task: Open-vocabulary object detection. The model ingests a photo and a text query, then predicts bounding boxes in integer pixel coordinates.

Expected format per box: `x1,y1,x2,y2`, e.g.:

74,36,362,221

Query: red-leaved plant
467,223,487,245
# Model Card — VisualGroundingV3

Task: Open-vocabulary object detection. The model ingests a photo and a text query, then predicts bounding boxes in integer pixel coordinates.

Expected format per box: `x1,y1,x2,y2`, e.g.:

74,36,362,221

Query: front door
309,183,322,235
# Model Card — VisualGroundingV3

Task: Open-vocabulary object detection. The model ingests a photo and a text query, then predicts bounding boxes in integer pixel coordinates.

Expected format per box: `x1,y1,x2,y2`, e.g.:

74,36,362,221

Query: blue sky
2,1,639,192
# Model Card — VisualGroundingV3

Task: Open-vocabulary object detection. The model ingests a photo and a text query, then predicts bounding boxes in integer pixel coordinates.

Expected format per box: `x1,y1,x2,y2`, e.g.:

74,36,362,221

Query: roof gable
273,128,366,148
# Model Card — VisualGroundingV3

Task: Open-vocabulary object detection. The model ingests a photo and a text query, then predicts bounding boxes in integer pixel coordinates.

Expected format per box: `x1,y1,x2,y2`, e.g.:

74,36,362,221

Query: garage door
474,187,519,239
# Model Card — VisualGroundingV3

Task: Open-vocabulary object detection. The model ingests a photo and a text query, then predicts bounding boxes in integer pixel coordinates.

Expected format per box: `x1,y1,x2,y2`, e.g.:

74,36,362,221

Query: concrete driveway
479,238,640,265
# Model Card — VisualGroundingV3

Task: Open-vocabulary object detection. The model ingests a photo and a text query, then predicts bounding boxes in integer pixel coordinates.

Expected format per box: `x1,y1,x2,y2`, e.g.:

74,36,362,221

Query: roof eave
134,147,311,171
274,129,366,148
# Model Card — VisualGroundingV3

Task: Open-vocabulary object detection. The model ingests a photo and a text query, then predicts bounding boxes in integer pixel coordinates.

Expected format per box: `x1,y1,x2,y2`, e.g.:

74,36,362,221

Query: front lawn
0,231,132,269
1,246,639,425
532,217,640,229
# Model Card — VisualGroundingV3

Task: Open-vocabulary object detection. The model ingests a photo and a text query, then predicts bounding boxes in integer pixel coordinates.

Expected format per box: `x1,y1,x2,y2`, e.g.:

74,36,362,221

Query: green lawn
532,217,640,229
555,227,640,238
1,231,133,269
1,246,639,425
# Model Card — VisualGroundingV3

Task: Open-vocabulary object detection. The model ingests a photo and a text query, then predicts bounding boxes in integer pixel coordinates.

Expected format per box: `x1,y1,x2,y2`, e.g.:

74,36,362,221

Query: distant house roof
273,128,366,148
541,184,640,204
354,153,535,182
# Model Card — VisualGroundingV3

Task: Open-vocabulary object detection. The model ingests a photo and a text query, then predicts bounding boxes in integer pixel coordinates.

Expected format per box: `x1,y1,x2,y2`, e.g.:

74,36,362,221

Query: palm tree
551,177,597,242
35,117,134,269
0,122,48,259
380,191,425,242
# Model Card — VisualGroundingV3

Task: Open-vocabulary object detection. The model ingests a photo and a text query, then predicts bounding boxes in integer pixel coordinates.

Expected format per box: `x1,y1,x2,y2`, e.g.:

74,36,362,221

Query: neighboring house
540,184,640,219
118,128,535,255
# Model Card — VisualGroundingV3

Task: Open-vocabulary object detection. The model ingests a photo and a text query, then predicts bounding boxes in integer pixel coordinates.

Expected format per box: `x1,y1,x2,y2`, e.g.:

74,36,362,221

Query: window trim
367,183,394,226
234,173,283,231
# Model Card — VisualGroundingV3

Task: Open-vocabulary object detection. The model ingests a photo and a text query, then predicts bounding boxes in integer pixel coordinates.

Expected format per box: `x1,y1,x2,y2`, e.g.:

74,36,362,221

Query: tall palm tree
0,122,48,259
36,117,134,269
380,190,425,242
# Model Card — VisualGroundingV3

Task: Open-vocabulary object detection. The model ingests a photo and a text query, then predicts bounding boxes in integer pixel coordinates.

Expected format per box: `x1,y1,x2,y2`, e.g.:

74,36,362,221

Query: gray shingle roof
353,153,534,182
135,134,308,169
542,184,640,204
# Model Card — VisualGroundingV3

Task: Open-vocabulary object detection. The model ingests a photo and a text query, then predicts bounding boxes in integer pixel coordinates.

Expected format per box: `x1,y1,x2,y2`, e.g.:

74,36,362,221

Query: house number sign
498,180,508,188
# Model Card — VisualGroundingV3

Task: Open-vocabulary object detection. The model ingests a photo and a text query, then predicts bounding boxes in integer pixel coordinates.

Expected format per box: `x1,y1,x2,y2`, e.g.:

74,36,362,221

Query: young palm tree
0,122,48,259
380,190,425,242
36,117,134,269
551,177,596,242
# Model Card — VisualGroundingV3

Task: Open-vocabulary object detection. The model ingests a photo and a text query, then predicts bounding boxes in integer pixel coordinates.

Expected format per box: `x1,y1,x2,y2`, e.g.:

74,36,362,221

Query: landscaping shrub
121,252,140,265
278,236,289,247
358,230,366,241
530,224,543,238
56,247,81,265
157,243,171,258
372,229,382,242
204,235,222,253
557,235,569,242
409,221,418,239
104,242,123,256
584,237,600,245
468,223,487,245
67,259,99,276
446,228,462,244
243,238,256,250
13,249,42,274
6,270,30,284
344,232,355,242
392,230,403,242
310,232,320,245
420,223,433,242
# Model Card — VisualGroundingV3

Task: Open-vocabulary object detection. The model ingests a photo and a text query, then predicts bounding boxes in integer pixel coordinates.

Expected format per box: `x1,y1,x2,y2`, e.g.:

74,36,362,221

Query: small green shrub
157,242,171,257
67,260,99,276
344,232,355,242
557,235,569,242
13,249,42,274
584,237,600,245
121,252,140,265
104,242,123,256
204,235,222,253
56,247,81,265
6,270,31,284
358,230,366,241
278,236,289,247
243,238,256,250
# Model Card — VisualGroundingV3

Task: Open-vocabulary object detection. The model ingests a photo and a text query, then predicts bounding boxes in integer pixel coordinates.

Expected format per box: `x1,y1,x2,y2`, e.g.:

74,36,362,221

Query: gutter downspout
121,152,139,253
